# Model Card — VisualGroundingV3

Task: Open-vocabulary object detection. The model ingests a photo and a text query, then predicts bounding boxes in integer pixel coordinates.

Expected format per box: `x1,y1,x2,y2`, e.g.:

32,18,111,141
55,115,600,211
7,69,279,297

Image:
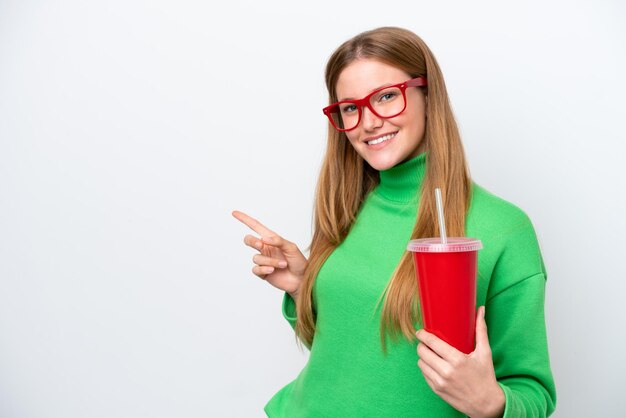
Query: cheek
403,111,426,133
345,132,359,145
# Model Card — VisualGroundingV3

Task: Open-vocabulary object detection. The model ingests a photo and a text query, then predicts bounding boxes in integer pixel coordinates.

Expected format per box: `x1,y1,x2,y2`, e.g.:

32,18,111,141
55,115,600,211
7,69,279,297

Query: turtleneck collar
373,151,427,204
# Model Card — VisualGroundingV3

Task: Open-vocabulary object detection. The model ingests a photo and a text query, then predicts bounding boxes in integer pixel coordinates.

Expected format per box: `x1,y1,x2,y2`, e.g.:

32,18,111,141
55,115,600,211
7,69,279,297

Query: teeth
367,132,396,145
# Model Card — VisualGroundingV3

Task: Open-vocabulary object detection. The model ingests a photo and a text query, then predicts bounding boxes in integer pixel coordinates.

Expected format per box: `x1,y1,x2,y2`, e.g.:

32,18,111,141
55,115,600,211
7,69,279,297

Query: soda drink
407,237,483,354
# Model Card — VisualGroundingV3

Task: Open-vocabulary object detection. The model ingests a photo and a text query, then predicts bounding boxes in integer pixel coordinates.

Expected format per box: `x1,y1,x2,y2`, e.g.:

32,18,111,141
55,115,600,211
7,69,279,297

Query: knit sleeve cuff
498,381,544,418
498,382,513,418
282,291,297,330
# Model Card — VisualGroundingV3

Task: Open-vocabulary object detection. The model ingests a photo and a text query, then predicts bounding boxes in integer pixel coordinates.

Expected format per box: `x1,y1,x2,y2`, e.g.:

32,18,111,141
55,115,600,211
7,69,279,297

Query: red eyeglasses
322,76,428,132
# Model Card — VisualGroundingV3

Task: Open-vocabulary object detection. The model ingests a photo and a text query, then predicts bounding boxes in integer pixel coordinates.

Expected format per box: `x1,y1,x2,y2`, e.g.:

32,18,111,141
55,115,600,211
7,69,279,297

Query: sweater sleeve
281,292,312,351
281,291,297,330
487,274,556,417
485,215,557,417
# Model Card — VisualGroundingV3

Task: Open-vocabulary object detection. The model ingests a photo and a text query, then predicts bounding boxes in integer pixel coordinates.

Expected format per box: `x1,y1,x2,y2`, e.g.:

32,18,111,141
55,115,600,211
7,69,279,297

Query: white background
1,0,625,417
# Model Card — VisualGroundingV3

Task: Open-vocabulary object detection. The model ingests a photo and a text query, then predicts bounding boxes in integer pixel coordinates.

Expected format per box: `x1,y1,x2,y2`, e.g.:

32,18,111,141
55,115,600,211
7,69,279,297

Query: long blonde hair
294,27,473,353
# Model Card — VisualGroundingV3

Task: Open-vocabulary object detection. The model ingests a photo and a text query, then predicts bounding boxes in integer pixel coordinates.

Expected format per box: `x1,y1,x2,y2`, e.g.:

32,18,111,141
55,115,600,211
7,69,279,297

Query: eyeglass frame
322,76,428,132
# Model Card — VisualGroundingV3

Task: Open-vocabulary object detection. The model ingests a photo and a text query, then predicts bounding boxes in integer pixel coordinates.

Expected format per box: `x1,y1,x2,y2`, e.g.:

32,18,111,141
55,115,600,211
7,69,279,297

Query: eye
380,92,397,102
341,104,357,113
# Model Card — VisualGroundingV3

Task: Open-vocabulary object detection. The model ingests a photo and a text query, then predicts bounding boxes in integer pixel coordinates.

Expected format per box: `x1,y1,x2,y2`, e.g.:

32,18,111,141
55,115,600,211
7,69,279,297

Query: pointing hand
232,210,308,299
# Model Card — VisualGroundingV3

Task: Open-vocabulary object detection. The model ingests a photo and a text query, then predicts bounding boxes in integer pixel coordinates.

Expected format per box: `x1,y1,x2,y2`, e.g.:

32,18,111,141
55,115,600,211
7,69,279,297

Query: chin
363,156,397,171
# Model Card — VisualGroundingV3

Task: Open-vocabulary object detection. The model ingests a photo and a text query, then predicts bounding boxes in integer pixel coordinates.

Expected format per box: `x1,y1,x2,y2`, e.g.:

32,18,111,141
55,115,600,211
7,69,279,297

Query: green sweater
264,151,556,417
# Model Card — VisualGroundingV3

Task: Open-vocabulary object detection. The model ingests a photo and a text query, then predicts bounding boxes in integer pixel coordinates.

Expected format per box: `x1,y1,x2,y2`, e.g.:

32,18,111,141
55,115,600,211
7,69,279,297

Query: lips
364,132,398,150
363,131,399,143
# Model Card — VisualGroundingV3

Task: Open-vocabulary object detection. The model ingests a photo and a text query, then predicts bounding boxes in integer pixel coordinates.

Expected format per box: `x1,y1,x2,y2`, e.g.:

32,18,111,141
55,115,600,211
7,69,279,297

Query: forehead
336,59,410,100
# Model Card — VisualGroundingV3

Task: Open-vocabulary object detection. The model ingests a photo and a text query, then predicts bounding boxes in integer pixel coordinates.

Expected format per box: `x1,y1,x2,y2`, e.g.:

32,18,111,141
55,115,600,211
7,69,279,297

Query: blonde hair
295,26,473,353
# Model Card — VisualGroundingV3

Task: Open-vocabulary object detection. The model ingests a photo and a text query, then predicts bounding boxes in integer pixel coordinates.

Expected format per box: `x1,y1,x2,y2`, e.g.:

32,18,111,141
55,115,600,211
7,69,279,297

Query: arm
483,208,557,417
416,209,556,416
486,273,557,417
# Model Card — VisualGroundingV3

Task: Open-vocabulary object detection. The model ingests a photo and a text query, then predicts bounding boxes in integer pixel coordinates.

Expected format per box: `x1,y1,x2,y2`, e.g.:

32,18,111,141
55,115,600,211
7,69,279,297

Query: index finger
415,329,462,361
231,210,276,237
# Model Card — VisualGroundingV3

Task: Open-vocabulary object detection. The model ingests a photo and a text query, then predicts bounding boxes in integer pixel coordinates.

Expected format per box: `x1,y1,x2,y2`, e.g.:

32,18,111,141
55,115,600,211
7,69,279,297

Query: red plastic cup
407,237,483,354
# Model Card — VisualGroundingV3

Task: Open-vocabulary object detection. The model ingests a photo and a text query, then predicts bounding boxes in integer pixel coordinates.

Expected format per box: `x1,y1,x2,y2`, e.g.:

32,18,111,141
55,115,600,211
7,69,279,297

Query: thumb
475,306,490,352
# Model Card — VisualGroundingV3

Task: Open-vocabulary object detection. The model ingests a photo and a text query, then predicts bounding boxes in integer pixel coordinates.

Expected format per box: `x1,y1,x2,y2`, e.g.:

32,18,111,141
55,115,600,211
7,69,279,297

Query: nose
361,105,383,131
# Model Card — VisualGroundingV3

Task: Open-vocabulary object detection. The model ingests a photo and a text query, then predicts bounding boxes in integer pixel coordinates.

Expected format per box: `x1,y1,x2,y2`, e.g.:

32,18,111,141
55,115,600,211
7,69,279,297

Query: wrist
481,383,506,418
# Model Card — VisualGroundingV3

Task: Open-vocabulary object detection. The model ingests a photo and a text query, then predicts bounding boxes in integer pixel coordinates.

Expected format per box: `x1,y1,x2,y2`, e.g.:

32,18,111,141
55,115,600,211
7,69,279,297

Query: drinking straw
435,188,448,244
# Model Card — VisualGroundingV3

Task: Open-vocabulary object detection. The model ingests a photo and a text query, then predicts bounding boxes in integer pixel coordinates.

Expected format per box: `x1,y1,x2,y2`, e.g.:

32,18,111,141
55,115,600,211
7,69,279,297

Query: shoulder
467,182,547,289
467,182,534,236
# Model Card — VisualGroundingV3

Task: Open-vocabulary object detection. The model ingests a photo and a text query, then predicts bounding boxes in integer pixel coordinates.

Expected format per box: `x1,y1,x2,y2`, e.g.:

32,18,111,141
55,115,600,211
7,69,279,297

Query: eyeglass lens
330,86,405,131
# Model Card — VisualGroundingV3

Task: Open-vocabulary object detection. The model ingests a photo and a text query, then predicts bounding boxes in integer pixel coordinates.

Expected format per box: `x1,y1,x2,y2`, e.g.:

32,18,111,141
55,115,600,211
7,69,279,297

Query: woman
232,26,556,417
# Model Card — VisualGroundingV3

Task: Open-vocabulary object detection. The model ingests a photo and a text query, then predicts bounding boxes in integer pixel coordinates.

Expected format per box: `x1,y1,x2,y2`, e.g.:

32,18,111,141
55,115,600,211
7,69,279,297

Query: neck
375,151,427,203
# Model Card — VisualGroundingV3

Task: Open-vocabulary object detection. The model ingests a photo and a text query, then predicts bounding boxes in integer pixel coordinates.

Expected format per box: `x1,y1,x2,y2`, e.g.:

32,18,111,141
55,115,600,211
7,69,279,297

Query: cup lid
406,237,483,253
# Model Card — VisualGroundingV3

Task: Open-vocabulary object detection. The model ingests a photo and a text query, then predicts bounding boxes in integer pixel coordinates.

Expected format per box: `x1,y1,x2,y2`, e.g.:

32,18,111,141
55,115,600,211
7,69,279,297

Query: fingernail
278,261,287,267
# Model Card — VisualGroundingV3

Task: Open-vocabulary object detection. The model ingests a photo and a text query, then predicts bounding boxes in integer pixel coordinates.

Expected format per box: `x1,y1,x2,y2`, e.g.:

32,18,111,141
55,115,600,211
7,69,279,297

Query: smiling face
335,59,428,171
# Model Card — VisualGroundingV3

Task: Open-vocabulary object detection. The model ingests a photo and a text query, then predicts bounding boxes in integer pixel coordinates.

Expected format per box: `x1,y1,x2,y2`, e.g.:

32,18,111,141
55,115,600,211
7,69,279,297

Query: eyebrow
338,82,396,101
